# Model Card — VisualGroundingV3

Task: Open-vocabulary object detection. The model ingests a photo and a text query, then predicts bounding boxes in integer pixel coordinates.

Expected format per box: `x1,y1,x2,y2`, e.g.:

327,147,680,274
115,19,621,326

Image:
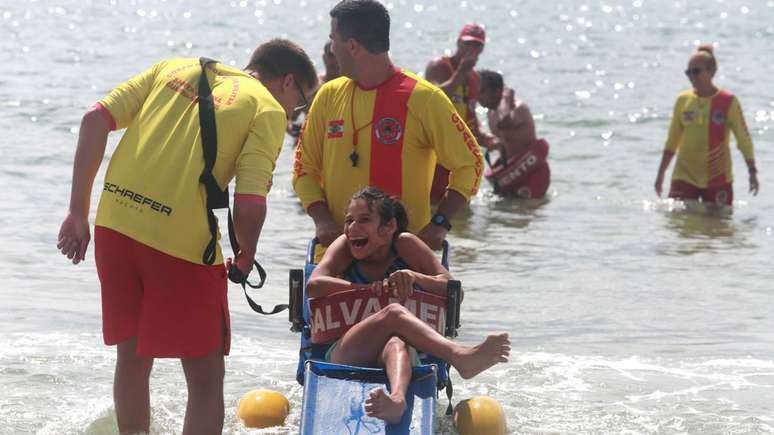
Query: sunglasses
684,67,704,77
293,77,309,113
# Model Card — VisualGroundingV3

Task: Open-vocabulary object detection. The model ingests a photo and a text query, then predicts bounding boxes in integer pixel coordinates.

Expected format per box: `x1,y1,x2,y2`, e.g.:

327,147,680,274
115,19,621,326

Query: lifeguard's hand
226,251,253,282
57,213,90,264
316,220,342,247
388,270,415,302
483,133,501,151
459,51,478,72
749,172,759,195
654,172,665,197
455,52,478,82
417,224,447,251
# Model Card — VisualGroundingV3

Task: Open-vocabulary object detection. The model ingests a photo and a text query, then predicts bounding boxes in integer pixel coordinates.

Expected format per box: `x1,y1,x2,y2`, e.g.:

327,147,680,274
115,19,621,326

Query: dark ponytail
351,186,408,245
391,200,408,235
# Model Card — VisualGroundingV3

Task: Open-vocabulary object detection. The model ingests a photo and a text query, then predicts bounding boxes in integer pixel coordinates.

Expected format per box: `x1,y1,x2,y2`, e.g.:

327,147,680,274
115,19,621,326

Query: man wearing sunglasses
288,41,342,137
655,44,759,205
57,39,316,435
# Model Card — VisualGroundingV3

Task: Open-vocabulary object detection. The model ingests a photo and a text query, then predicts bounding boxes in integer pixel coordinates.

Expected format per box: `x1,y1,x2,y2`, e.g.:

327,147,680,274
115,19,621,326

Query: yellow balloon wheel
237,389,290,429
453,396,507,435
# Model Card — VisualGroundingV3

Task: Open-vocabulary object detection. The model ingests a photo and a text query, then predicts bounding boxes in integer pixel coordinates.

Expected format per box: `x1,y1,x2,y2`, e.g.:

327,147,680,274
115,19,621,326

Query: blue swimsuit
343,256,411,284
324,256,414,362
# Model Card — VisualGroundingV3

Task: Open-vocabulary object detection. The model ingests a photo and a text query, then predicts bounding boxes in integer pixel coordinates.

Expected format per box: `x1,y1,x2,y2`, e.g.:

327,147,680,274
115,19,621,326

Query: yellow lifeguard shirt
96,58,287,264
665,89,754,188
439,56,480,132
292,68,483,234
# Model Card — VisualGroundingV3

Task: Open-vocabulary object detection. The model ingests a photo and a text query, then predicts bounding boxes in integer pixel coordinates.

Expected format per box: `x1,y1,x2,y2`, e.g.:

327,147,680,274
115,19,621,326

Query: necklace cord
349,85,375,166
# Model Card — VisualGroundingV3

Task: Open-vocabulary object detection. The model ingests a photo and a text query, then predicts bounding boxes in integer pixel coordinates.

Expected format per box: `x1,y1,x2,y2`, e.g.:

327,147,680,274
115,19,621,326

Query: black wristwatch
431,213,452,231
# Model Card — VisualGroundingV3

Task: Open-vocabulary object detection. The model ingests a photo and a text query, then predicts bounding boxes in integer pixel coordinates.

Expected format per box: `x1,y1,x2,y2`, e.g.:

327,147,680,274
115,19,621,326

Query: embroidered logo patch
374,117,402,145
683,111,696,122
327,119,344,138
711,109,726,125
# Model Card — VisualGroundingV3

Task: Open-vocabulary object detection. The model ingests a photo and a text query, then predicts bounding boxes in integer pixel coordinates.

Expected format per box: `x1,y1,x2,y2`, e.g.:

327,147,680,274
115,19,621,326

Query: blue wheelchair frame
288,238,462,414
300,361,438,434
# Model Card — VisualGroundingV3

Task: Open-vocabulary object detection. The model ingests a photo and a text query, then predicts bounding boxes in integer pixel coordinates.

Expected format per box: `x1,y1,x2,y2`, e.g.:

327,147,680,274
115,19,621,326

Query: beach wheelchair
288,238,462,434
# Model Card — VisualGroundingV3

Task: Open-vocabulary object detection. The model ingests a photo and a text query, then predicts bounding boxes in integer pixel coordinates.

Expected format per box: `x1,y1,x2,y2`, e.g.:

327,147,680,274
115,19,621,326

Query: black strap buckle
228,259,266,289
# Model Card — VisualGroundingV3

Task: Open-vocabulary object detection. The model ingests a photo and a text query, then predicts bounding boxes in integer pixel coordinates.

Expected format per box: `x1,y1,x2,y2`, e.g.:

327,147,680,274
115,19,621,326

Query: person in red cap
425,24,491,202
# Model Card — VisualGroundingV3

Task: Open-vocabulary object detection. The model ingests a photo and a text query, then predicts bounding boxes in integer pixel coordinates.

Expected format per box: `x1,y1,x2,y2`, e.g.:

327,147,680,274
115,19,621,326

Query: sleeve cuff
306,200,327,211
446,184,473,202
293,177,326,210
93,102,117,131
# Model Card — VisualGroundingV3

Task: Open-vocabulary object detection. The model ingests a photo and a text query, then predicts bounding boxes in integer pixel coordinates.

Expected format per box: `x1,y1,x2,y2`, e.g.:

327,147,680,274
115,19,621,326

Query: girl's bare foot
364,387,406,424
453,332,510,379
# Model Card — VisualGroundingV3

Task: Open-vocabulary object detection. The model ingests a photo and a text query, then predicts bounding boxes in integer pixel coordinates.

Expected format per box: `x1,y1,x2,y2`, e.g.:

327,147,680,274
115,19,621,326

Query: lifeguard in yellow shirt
655,44,759,205
293,0,484,255
57,40,316,435
425,23,487,202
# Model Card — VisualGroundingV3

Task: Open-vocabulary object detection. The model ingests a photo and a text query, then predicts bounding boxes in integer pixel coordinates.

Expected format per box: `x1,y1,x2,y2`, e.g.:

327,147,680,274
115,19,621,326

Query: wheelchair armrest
444,280,461,338
289,268,304,332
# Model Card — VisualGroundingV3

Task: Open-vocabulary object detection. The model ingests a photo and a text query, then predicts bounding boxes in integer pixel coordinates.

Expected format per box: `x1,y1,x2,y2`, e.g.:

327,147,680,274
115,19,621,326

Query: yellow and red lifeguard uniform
292,68,483,238
96,58,286,265
430,57,481,201
94,58,286,357
665,89,754,189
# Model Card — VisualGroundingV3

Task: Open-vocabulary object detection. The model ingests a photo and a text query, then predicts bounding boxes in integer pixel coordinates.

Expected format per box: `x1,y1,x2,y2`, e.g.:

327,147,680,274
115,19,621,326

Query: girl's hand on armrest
388,270,415,302
370,279,388,297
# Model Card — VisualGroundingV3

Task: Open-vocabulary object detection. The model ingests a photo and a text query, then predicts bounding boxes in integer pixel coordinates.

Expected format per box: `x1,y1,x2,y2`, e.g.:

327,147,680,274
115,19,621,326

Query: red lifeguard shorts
668,180,733,206
94,226,230,358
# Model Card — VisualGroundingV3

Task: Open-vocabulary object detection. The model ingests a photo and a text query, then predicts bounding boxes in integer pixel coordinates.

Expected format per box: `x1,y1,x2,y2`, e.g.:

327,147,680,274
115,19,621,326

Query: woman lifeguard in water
654,44,759,205
306,186,510,423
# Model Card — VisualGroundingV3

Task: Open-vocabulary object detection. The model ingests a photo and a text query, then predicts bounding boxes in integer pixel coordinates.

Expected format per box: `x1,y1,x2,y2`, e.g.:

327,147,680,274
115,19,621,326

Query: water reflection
456,191,551,238
443,191,552,271
661,201,748,255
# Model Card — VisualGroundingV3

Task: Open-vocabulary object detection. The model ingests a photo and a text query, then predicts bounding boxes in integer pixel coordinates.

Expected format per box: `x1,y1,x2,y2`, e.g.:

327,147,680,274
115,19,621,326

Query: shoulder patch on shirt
683,111,695,122
327,119,344,138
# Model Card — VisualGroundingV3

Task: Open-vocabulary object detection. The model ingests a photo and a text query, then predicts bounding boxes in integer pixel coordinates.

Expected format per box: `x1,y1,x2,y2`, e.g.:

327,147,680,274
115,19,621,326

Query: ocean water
1,0,772,433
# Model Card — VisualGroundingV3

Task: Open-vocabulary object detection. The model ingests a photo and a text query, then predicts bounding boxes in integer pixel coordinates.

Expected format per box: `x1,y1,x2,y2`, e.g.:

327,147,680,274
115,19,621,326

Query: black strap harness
197,57,287,316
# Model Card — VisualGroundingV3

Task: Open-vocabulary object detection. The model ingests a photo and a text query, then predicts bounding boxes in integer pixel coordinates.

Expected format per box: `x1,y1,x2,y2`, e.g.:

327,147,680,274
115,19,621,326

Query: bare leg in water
329,303,510,423
180,348,225,435
114,337,154,435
